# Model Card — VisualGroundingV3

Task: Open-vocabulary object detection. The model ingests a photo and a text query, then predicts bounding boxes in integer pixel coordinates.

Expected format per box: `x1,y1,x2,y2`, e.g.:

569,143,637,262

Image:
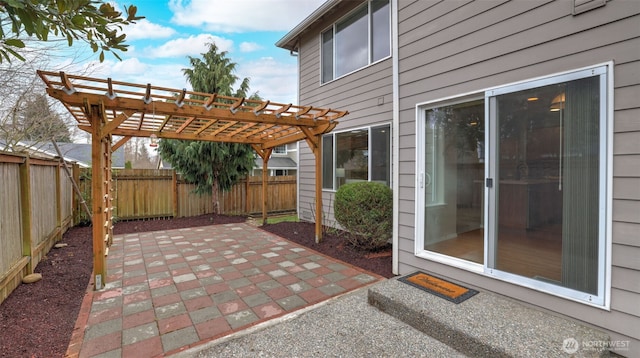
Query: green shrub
334,181,392,251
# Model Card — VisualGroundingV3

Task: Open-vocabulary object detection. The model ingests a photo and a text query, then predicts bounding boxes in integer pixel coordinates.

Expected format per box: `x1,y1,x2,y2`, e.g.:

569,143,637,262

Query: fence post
19,156,33,273
72,164,79,225
172,170,178,217
55,161,62,240
245,176,250,214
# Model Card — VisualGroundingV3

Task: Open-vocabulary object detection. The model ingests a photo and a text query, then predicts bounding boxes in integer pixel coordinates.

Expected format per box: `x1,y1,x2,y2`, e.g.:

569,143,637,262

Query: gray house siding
295,0,394,225
395,0,639,354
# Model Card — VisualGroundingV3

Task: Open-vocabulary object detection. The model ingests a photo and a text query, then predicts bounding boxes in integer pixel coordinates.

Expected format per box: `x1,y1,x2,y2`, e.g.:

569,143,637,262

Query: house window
416,64,610,306
321,0,391,83
322,124,391,190
273,145,287,154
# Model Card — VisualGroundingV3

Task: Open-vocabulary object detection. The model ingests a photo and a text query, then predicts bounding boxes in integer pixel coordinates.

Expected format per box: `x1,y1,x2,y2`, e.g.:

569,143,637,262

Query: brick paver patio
66,222,382,357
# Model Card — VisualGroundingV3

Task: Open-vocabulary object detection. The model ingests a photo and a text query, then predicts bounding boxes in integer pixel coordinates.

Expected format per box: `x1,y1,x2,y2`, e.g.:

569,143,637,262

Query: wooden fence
0,152,74,304
0,161,296,305
76,169,297,222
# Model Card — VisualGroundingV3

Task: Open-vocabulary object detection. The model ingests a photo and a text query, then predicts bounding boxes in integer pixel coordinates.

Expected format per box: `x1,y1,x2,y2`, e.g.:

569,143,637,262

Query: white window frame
273,145,287,154
320,0,391,84
323,123,391,191
271,169,289,176
415,94,485,274
414,63,613,308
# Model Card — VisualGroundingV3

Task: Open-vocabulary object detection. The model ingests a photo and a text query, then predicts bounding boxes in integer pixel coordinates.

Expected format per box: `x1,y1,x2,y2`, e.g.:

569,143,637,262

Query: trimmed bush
334,181,392,251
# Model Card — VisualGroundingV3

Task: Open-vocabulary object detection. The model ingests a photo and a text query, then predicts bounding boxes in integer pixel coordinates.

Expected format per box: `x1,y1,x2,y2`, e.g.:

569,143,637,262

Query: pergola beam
110,128,258,144
103,110,135,135
45,89,329,128
112,136,132,151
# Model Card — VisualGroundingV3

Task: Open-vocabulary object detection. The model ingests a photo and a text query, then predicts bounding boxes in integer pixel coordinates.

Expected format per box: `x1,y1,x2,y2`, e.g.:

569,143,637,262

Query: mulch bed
261,221,393,278
0,214,392,358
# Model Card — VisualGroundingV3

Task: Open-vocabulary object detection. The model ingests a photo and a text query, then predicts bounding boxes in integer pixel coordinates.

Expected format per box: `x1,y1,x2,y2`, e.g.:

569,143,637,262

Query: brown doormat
398,272,478,304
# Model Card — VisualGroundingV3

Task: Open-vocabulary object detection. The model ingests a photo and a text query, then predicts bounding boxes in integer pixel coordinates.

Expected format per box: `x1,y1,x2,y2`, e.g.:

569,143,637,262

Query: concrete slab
368,277,611,358
171,285,466,358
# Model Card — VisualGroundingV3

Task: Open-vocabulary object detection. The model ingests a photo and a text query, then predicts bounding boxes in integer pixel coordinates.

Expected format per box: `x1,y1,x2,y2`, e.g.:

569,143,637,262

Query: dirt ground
0,214,392,358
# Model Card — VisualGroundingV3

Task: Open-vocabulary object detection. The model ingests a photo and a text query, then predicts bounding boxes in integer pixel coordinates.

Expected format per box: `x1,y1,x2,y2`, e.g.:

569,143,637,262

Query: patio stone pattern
71,223,381,357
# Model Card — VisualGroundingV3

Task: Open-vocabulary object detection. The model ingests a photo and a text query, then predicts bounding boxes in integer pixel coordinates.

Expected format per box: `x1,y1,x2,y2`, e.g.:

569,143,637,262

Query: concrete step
171,285,468,357
368,276,610,357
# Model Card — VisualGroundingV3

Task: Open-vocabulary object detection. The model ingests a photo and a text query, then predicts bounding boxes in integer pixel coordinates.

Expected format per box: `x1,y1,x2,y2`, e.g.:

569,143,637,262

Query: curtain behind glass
561,76,600,294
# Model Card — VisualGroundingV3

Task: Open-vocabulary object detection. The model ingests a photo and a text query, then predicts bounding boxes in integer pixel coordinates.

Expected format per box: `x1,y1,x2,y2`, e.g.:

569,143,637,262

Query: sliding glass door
486,68,607,302
417,65,609,305
421,99,485,264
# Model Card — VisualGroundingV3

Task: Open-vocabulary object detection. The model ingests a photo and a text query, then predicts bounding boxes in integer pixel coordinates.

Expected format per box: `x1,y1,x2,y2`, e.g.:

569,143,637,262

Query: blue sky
74,0,326,105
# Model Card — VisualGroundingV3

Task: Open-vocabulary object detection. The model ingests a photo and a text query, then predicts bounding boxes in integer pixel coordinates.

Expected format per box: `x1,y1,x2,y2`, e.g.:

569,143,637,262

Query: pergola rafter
39,71,345,145
38,70,347,290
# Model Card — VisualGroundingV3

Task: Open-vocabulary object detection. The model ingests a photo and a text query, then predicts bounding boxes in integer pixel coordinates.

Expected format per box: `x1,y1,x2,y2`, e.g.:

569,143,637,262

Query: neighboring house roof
51,142,126,168
276,0,342,51
9,141,126,168
254,157,297,170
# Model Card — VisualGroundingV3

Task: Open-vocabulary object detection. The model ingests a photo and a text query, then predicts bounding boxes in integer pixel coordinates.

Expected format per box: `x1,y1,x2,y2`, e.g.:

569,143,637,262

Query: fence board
79,169,297,219
30,165,58,247
246,176,297,213
0,153,73,304
113,169,173,219
59,167,73,222
0,163,23,282
176,182,214,217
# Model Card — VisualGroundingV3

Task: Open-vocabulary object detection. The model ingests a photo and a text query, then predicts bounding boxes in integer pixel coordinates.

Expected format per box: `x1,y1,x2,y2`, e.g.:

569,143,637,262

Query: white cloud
96,54,297,104
239,42,263,53
123,19,177,40
238,56,298,104
111,58,148,75
89,60,191,91
143,34,234,58
168,0,326,32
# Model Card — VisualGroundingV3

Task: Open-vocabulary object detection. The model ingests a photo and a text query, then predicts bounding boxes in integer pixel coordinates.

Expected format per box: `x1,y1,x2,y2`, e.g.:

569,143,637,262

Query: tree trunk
212,177,220,214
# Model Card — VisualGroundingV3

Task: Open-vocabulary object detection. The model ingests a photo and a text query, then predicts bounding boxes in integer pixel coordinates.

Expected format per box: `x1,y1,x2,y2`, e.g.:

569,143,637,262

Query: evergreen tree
158,43,257,214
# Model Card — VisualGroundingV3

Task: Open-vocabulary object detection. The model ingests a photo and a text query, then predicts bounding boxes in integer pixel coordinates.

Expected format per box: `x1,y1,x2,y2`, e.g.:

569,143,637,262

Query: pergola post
262,156,269,225
301,132,323,243
106,135,113,247
90,103,110,290
314,136,323,243
252,146,273,225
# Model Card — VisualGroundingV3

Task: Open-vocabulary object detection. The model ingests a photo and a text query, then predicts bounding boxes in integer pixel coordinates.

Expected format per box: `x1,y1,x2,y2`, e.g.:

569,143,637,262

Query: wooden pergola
38,70,347,289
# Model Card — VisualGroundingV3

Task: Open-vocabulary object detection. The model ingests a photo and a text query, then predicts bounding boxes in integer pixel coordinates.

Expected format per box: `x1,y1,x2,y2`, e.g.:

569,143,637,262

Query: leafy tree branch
0,0,143,62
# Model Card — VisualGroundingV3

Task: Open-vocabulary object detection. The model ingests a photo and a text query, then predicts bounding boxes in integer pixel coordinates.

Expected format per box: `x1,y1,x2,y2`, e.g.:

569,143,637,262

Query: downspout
292,39,302,222
391,0,400,275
